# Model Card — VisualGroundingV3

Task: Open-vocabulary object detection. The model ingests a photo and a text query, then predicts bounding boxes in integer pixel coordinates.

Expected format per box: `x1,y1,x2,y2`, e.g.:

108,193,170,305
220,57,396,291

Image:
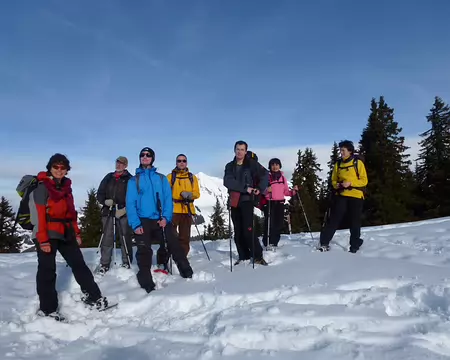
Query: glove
105,199,114,207
40,242,51,253
134,226,144,235
115,206,126,218
76,235,82,246
181,191,193,200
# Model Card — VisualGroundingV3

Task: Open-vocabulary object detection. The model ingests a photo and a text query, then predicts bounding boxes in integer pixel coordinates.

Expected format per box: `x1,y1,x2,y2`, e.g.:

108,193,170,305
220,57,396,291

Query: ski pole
296,192,315,242
96,207,113,254
156,192,172,275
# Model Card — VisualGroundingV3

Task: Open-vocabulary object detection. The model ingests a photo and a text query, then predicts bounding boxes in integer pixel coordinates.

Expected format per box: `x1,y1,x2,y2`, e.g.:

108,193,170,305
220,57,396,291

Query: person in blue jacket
126,147,193,293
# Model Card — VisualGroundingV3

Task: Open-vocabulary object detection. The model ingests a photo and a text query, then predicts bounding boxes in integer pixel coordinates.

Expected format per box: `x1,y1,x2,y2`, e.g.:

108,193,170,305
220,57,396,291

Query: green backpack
15,175,39,230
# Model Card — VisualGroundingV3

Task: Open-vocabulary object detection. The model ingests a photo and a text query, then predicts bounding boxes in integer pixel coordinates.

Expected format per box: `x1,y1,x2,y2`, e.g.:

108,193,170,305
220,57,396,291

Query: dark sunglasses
140,153,152,158
52,164,67,170
177,159,187,163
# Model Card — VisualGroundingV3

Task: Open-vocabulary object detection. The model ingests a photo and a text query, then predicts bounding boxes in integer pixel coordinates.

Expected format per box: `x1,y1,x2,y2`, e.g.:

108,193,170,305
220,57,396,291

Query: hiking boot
349,239,364,253
37,310,66,322
178,262,193,278
98,265,109,275
82,294,109,310
317,245,330,252
254,258,268,266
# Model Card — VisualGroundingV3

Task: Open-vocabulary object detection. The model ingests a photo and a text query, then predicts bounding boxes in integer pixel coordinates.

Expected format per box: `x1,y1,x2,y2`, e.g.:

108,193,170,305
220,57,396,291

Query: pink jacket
264,171,295,201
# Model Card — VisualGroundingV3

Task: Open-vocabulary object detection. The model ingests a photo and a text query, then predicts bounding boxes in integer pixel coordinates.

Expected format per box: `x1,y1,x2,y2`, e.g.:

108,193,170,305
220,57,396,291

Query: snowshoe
121,263,131,269
154,264,169,275
37,310,68,323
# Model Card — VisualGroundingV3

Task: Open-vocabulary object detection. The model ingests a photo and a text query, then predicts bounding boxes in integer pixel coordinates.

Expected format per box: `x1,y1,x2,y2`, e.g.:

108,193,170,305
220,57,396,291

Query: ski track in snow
2,218,450,359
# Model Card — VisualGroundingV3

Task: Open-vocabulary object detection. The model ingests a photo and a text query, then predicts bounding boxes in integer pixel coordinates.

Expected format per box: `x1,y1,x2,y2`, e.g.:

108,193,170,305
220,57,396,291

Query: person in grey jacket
223,141,269,266
96,156,133,274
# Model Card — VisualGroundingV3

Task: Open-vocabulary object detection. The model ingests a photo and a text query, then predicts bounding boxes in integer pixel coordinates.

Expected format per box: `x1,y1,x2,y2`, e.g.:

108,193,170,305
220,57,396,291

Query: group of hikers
21,139,367,321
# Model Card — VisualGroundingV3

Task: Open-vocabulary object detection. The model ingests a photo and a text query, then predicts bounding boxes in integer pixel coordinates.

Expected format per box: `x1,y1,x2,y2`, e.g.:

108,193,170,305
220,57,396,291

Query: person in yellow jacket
167,154,200,256
318,140,368,253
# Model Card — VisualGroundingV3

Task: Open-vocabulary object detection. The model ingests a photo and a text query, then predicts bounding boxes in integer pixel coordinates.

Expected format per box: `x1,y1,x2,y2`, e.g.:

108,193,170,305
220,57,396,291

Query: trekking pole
266,193,272,250
113,212,117,267
186,203,210,261
116,210,132,266
228,199,233,272
156,192,172,275
296,192,315,242
251,192,255,269
96,207,113,254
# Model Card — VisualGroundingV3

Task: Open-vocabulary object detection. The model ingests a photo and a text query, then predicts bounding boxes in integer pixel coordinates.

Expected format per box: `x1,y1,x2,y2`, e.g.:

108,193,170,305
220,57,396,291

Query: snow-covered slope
2,217,450,359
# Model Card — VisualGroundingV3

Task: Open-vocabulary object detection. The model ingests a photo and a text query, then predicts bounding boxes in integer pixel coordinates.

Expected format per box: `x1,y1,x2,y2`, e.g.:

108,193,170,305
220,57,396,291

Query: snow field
1,217,450,359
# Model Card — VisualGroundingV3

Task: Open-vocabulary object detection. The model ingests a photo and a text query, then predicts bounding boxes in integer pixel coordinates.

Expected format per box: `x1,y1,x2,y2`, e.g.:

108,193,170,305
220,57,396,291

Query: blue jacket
126,166,173,230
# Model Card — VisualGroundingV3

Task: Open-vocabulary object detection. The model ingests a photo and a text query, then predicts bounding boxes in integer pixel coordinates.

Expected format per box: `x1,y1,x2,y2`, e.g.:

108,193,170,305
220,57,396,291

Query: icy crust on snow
1,217,450,359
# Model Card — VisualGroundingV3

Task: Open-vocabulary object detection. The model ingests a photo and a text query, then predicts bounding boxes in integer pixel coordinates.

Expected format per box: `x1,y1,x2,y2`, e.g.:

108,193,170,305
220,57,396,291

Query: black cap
139,147,155,165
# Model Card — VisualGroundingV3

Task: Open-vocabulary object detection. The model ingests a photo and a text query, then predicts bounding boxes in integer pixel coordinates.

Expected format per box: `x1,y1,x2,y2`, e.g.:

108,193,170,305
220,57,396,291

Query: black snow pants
262,200,285,247
134,218,193,292
36,238,102,315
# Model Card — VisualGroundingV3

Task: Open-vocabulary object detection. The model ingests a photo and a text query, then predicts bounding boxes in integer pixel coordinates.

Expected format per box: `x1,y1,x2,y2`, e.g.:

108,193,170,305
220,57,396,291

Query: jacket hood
135,166,157,175
173,167,190,173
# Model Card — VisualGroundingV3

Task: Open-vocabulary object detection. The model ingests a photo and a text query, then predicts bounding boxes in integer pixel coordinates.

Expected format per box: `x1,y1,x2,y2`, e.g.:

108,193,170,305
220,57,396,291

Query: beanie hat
46,153,71,172
139,147,155,165
268,158,282,169
116,156,128,167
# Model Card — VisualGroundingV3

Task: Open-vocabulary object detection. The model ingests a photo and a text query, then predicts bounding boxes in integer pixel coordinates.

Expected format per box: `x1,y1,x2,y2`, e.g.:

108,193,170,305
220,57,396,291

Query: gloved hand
40,242,51,253
105,199,114,207
181,191,193,200
76,235,82,246
134,226,144,234
115,206,126,218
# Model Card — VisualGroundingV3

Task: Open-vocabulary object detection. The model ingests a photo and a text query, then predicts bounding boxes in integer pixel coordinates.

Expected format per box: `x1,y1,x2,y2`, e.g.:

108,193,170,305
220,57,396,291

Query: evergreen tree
318,142,340,217
207,197,228,240
0,196,21,253
290,148,323,232
416,96,450,218
253,214,264,238
79,188,103,247
359,96,414,225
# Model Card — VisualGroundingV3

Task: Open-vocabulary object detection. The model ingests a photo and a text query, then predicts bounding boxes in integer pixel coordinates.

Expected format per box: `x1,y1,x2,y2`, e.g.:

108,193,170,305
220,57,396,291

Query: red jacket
30,171,79,244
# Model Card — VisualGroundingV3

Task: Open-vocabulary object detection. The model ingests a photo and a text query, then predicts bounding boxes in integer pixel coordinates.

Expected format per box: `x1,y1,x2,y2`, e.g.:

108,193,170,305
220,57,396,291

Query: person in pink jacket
262,158,298,248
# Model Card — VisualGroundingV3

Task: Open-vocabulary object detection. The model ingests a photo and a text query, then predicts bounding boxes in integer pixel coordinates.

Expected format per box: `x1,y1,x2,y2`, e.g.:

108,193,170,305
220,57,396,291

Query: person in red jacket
30,153,107,321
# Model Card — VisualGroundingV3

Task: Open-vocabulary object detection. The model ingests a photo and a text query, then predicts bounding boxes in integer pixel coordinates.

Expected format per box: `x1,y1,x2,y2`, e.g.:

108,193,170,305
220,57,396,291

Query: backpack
15,175,39,230
336,154,366,193
169,170,194,188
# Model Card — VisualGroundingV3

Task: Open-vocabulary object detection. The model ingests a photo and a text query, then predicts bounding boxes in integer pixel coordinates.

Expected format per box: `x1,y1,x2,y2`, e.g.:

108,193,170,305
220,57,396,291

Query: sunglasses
52,164,67,170
140,153,152,158
177,159,187,163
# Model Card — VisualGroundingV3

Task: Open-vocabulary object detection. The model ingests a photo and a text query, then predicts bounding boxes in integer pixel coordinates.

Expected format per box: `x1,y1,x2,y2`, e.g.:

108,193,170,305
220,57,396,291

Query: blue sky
1,0,450,208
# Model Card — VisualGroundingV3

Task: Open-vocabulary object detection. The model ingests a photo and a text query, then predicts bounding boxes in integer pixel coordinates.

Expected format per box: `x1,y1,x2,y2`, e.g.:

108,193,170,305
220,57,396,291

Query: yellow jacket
167,168,200,214
332,156,368,199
